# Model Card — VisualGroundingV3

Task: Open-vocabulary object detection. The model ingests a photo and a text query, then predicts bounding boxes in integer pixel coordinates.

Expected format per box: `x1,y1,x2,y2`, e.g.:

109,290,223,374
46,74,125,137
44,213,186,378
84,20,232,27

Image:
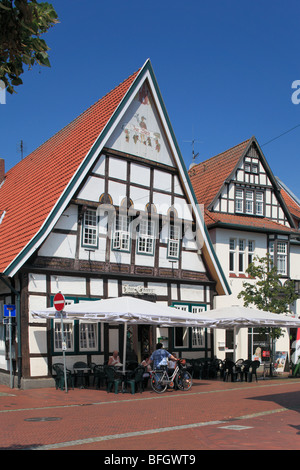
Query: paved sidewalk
1,377,300,451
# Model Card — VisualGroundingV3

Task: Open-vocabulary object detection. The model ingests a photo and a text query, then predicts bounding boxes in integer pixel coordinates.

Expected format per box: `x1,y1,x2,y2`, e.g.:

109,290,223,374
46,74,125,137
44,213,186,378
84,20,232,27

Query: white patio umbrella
207,305,300,361
206,305,300,329
31,296,216,374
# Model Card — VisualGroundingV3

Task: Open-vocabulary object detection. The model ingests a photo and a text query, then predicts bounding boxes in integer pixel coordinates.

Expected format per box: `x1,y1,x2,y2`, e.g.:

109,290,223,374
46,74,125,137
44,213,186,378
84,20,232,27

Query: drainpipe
0,274,21,388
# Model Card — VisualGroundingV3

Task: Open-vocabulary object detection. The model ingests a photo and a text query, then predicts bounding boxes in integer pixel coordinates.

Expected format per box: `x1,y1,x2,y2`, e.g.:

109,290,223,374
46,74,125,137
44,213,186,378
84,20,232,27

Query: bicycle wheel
151,371,167,394
176,370,192,391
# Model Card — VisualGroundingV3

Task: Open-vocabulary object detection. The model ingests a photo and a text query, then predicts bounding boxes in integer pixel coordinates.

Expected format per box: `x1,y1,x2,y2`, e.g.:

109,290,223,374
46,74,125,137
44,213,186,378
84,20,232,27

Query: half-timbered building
0,60,230,388
189,136,300,363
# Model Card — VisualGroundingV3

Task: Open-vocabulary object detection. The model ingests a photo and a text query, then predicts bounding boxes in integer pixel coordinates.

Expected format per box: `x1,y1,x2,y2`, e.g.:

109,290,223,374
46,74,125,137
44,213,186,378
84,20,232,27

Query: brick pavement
0,377,300,451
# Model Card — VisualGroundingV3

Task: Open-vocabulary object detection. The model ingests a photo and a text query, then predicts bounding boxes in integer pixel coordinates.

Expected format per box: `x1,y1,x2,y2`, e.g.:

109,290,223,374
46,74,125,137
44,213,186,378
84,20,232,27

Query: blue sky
1,0,300,197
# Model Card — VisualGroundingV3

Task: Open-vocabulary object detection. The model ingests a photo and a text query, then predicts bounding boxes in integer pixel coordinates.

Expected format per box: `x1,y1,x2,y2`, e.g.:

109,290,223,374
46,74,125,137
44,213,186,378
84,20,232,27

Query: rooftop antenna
17,140,26,160
184,137,202,168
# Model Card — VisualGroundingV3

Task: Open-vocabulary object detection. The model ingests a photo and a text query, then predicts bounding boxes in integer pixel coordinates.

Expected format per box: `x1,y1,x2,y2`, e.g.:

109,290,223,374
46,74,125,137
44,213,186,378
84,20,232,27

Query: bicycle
151,359,192,393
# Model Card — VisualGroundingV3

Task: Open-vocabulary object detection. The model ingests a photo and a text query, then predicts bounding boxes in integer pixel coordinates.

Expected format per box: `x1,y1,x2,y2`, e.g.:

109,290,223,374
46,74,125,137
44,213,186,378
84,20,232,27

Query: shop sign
122,284,155,295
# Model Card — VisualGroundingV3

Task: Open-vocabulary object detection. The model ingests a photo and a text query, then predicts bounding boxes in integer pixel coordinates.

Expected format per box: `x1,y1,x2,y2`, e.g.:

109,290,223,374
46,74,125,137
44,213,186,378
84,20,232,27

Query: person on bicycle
150,343,178,370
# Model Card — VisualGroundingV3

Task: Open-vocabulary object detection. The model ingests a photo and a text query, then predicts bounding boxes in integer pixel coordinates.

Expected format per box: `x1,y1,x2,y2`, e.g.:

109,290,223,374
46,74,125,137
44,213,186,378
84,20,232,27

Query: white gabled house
189,136,300,365
0,60,230,388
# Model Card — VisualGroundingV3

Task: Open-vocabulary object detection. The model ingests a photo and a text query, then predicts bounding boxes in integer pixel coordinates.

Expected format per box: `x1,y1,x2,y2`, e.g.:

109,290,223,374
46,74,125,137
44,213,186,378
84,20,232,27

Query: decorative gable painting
107,82,175,167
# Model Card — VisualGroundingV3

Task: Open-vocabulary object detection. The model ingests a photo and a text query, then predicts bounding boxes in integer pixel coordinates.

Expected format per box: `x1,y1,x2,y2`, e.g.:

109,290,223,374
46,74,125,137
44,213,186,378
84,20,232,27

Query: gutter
0,274,21,388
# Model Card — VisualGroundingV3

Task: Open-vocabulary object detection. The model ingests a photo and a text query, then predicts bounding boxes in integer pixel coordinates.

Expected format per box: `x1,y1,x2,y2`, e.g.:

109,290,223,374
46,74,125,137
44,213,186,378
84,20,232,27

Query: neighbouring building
0,60,230,388
189,136,300,365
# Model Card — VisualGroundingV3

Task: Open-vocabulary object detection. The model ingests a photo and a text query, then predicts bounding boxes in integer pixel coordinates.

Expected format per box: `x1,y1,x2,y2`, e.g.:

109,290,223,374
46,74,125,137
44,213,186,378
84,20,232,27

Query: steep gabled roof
277,177,300,225
189,138,250,209
0,60,230,295
0,68,140,275
189,136,297,232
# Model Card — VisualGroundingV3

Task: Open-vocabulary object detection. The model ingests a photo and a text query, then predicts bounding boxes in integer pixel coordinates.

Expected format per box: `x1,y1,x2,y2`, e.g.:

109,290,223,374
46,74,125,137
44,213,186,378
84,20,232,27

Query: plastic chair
125,366,145,394
52,363,74,391
73,361,90,387
240,360,253,381
104,365,122,393
93,364,106,389
126,361,139,371
235,359,245,381
223,360,238,382
246,361,260,382
192,359,203,379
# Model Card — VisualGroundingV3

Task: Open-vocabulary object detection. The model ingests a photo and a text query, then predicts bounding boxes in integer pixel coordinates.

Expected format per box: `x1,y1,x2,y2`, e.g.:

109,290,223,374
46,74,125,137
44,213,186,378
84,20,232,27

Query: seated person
141,354,152,388
108,350,122,367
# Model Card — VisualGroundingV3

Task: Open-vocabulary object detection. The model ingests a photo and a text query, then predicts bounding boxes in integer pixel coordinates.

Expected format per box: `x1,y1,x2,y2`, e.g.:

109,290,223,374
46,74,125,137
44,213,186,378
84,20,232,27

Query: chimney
0,159,5,184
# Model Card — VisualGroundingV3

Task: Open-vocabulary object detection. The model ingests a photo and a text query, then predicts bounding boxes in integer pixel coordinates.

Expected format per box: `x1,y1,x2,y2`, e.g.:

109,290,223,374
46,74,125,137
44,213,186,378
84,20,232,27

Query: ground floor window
54,322,73,352
172,303,208,350
248,328,271,362
51,296,101,355
79,323,98,350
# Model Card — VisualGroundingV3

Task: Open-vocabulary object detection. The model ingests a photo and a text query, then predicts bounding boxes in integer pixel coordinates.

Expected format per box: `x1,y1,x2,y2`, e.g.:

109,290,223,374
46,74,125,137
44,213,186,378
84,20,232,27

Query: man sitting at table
150,343,178,370
108,350,122,367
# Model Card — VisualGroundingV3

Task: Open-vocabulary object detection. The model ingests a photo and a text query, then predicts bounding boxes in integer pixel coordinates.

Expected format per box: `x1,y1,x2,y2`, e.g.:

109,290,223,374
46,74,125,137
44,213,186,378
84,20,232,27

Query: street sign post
4,305,16,388
53,293,68,393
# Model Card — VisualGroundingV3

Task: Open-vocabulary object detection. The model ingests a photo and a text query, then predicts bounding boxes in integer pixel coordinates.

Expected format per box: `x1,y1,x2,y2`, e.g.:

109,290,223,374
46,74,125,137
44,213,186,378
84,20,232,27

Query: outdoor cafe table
73,367,91,388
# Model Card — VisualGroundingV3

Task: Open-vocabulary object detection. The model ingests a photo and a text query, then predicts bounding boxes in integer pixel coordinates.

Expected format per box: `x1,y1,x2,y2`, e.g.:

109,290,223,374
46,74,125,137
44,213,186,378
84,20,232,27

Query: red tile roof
0,69,140,274
280,187,300,222
189,137,298,234
189,139,250,209
204,211,296,233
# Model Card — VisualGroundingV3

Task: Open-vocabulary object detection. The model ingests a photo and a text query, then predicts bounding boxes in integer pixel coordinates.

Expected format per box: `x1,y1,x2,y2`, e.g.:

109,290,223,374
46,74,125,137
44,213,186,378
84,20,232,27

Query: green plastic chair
52,363,74,390
125,366,145,394
104,365,122,394
93,364,106,389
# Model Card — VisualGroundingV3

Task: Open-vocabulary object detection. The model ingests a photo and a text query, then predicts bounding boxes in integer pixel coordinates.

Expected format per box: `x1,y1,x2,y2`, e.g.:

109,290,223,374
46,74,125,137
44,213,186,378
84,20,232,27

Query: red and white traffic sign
53,292,65,312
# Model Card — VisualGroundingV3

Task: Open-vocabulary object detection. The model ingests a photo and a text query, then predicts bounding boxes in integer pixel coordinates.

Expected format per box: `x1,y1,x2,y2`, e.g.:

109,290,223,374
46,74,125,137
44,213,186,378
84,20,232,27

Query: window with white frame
269,240,288,276
167,225,180,259
229,238,255,274
54,322,74,352
173,305,189,348
235,189,244,213
229,238,236,272
191,306,206,347
245,191,254,214
238,239,245,272
173,304,207,349
79,322,98,350
244,162,258,174
112,214,130,251
235,188,264,216
248,240,255,265
137,219,155,255
82,209,98,247
256,192,264,215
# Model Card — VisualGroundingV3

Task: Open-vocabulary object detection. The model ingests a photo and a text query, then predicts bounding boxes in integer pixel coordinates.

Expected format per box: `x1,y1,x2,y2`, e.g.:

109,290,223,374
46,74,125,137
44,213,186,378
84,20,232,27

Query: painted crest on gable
106,82,175,167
